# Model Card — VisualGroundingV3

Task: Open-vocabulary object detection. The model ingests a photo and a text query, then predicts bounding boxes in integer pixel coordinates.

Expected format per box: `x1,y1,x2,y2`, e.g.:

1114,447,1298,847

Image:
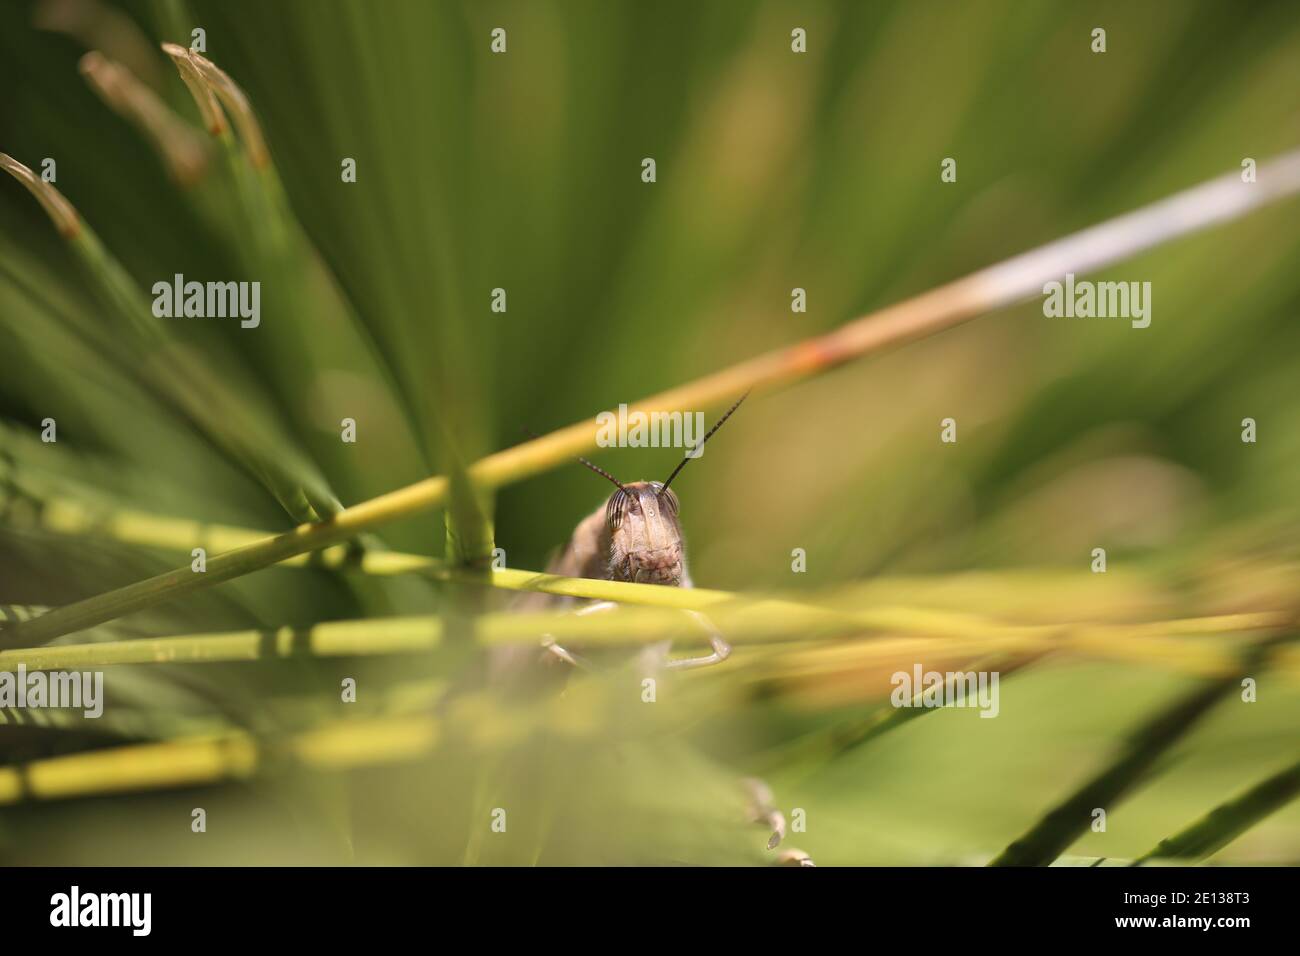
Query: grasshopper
501,393,813,860
510,393,748,672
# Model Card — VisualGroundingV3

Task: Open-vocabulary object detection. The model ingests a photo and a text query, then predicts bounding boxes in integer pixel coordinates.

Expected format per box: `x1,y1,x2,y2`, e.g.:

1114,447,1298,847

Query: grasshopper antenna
659,391,749,495
577,456,628,493
522,425,629,492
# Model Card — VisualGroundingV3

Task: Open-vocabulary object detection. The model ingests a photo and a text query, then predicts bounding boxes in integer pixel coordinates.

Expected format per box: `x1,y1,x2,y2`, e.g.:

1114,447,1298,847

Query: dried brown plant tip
188,51,270,170
161,43,269,169
34,0,162,88
0,153,80,237
79,51,209,186
160,42,225,137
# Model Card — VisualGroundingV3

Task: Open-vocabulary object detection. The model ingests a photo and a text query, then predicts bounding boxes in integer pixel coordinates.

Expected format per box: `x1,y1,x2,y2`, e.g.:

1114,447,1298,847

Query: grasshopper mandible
512,393,749,672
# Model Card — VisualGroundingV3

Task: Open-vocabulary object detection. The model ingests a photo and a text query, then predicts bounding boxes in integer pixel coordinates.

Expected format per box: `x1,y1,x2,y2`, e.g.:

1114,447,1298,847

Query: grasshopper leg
775,848,817,867
539,635,592,669
538,601,618,669
664,609,731,670
742,776,788,850
543,604,733,672
741,776,814,862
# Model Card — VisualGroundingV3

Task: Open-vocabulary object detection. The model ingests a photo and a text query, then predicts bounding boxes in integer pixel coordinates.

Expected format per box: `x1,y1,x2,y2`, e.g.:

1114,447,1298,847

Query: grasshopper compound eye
653,484,679,517
605,487,630,531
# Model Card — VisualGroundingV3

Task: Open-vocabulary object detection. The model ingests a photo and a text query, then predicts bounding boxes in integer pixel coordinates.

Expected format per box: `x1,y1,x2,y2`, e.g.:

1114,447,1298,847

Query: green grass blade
1134,756,1300,864
988,632,1292,866
0,153,340,522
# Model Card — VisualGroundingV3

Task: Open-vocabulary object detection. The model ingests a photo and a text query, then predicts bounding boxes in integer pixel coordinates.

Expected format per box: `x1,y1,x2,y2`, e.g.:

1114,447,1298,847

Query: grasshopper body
508,394,749,671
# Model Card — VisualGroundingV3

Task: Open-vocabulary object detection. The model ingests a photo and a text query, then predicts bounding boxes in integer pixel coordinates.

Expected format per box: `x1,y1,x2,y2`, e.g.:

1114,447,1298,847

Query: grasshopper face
572,391,747,590
604,480,685,586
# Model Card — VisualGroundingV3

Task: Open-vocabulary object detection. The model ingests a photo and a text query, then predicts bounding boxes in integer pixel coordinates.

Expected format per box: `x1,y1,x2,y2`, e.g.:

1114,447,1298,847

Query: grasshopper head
604,481,684,586
574,392,749,587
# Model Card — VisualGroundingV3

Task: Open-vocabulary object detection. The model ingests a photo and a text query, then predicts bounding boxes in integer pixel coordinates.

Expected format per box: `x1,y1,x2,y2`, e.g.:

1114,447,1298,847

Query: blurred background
1,0,1298,865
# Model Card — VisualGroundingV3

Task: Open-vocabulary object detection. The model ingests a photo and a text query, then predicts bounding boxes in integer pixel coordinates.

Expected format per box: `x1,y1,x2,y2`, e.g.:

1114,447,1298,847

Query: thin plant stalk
1,605,1287,675
0,154,340,523
0,715,439,806
1133,756,1300,864
988,631,1294,866
79,51,210,186
747,650,1047,777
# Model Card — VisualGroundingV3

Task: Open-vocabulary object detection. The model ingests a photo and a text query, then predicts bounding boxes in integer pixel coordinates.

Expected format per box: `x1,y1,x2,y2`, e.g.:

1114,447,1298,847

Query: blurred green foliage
0,0,1298,864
